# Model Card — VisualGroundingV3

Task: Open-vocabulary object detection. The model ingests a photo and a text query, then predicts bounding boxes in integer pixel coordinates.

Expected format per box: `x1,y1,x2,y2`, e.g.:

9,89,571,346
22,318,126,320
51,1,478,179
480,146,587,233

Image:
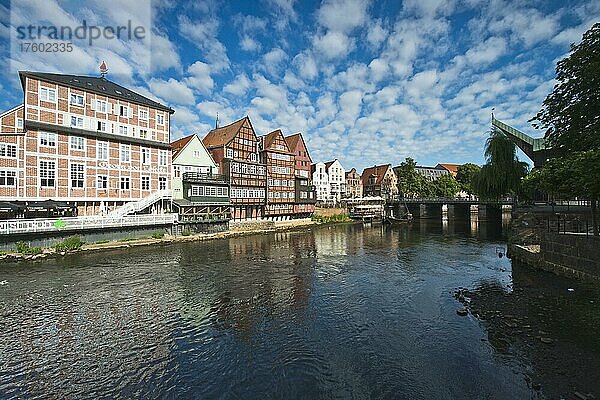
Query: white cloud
179,16,230,71
366,20,388,48
312,31,355,59
148,78,195,105
223,73,252,96
317,0,370,33
185,61,214,93
294,51,318,80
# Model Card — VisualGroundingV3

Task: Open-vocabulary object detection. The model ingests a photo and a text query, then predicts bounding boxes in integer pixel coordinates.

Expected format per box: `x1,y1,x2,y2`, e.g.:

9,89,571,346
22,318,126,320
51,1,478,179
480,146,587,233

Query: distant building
361,164,398,199
436,163,460,177
285,133,316,217
260,129,295,218
414,165,449,181
345,168,362,198
311,162,329,203
202,116,267,220
324,159,345,204
171,134,230,222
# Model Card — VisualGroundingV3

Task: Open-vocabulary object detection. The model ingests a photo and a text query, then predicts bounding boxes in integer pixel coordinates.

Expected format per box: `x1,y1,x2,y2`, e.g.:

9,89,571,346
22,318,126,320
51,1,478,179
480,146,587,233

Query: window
159,177,166,190
70,116,83,128
120,177,130,190
174,166,180,178
97,175,108,189
226,148,234,158
141,148,150,165
118,125,128,135
70,163,84,188
156,113,164,125
40,87,56,102
39,132,56,147
139,129,148,139
70,136,85,151
119,105,129,117
70,94,84,106
250,153,257,162
16,118,23,129
97,141,108,160
141,176,150,191
96,100,108,113
0,170,16,186
120,144,130,162
139,109,148,120
193,150,200,158
39,160,56,187
97,121,107,132
159,150,167,166
0,143,17,158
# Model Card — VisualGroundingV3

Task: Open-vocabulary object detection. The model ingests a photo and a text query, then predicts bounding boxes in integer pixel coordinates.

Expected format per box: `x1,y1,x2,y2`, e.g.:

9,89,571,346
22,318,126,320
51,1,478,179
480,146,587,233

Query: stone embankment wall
509,206,600,280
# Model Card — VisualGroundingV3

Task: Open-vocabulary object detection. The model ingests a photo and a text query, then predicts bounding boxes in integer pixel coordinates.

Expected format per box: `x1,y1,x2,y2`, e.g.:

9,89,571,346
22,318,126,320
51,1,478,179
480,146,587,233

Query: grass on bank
311,213,353,223
15,241,43,255
54,236,85,252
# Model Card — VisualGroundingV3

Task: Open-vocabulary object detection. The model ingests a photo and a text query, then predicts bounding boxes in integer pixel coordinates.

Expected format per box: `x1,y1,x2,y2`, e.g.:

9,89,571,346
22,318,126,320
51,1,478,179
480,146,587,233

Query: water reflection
0,221,540,399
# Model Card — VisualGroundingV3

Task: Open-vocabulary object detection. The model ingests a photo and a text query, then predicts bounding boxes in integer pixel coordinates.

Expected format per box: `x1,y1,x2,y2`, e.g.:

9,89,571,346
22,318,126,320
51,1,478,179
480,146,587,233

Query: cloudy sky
1,0,598,171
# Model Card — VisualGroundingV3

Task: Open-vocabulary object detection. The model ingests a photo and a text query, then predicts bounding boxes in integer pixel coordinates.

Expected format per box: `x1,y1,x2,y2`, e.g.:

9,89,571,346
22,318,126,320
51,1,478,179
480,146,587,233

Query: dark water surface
0,221,594,399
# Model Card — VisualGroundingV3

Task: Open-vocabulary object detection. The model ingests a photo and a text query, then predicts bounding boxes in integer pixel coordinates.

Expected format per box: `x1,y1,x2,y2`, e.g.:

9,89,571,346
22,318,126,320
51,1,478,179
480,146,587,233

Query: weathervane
100,61,108,78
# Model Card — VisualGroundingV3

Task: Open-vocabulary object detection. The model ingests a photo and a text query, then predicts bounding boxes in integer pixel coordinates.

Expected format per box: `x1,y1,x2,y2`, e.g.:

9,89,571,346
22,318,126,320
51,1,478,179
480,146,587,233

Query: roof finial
215,112,219,129
491,107,495,119
100,61,108,78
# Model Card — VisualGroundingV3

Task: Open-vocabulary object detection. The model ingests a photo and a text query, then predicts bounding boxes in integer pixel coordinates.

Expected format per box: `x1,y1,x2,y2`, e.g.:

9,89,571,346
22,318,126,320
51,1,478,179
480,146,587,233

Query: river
1,220,598,399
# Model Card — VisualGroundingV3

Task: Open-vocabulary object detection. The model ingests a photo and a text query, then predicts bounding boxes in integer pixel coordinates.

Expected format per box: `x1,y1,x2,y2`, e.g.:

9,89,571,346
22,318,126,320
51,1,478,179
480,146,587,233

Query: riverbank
0,212,359,263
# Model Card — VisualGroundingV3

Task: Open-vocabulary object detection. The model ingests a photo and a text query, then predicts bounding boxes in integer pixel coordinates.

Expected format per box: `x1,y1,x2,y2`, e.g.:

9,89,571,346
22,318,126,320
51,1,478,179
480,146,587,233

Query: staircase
108,190,172,217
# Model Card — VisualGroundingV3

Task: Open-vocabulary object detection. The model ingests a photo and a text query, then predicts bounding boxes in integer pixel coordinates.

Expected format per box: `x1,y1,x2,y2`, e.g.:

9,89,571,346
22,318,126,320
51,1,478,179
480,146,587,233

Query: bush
151,231,165,239
15,241,43,255
181,229,191,236
54,236,85,252
311,214,353,223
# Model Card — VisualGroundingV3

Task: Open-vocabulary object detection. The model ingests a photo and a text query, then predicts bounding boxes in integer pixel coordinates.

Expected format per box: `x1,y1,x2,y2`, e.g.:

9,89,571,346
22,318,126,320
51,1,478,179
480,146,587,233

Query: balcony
182,172,228,183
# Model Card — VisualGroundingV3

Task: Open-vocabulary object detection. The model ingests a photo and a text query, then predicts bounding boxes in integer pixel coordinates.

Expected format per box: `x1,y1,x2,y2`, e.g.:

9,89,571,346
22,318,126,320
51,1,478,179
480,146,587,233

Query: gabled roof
0,104,24,119
324,159,338,169
19,71,173,113
202,116,251,149
436,163,460,175
361,164,392,186
171,134,194,157
284,132,313,162
261,129,290,152
345,167,359,178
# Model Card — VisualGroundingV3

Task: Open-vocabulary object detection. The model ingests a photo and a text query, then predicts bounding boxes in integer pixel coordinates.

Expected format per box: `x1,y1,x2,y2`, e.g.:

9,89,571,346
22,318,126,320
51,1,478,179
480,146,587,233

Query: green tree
529,23,600,234
473,131,529,199
431,173,460,198
455,163,481,194
395,158,427,197
530,22,600,153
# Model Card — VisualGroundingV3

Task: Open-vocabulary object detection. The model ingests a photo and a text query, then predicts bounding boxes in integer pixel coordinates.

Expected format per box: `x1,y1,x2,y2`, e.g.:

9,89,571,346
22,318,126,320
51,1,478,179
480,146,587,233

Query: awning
25,200,76,212
0,201,25,213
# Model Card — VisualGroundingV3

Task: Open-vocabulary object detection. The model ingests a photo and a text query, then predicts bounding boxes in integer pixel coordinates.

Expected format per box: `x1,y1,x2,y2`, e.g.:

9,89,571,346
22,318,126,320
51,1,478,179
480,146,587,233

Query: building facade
361,164,398,199
324,159,345,205
260,129,295,218
311,162,329,203
345,168,362,199
171,134,230,222
202,116,266,220
436,163,460,177
285,133,316,216
0,71,173,216
414,165,449,181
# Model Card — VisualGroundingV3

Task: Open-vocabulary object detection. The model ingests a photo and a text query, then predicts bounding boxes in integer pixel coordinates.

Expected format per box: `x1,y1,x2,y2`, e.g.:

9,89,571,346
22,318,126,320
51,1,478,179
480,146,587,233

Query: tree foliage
473,131,529,199
395,157,459,198
430,173,460,198
530,22,600,153
456,163,481,194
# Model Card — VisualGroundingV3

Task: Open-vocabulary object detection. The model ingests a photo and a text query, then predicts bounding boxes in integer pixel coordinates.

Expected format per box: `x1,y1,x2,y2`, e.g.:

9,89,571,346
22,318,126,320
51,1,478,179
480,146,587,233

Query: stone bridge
387,198,514,221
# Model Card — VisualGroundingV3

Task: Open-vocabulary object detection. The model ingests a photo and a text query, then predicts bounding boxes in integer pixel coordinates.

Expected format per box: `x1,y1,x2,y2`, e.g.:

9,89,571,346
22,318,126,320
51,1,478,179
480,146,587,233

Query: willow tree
473,131,529,200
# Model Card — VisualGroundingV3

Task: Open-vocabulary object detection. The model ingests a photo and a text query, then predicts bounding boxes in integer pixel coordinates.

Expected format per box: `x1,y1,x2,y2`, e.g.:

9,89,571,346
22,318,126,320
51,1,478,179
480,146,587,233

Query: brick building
345,168,362,199
260,129,295,218
285,133,316,216
362,164,398,199
202,116,267,220
0,71,174,216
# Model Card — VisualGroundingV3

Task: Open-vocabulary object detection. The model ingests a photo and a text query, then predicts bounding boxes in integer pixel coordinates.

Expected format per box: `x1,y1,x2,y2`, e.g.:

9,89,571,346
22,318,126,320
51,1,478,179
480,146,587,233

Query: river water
0,221,597,399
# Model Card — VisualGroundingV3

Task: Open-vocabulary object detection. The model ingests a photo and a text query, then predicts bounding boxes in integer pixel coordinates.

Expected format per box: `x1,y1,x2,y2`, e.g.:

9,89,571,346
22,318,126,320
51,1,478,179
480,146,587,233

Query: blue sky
1,0,599,171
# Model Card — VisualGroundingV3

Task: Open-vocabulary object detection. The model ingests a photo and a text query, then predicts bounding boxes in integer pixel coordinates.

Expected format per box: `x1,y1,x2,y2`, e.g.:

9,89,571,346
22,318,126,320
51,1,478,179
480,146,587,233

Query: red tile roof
361,164,392,186
261,129,289,152
202,116,249,149
284,133,301,151
436,163,460,176
170,134,194,156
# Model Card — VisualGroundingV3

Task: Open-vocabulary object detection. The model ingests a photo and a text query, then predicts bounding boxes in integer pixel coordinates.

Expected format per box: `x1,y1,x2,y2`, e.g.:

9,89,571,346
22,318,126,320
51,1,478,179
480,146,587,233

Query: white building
311,159,345,205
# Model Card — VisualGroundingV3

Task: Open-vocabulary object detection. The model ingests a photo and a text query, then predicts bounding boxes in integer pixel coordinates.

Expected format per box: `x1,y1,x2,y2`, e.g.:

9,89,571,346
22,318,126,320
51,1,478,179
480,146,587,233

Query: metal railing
108,190,172,217
182,172,228,182
0,213,178,235
547,215,595,236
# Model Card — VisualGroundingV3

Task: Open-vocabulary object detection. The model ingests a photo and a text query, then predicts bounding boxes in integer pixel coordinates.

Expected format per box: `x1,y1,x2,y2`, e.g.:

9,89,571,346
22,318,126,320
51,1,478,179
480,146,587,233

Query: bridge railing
393,197,514,204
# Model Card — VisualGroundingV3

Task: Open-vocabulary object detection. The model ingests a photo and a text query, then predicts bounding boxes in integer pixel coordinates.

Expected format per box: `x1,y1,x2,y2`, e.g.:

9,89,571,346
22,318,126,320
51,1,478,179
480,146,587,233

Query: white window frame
120,176,130,190
159,150,167,166
120,144,131,163
139,129,148,139
159,177,167,190
118,125,128,136
141,147,151,165
16,118,23,130
69,163,85,188
70,136,85,151
139,109,148,120
70,93,84,106
0,143,17,158
97,175,108,190
39,131,56,147
97,121,107,132
0,170,17,186
70,116,84,128
39,160,56,187
96,100,108,113
141,176,150,191
119,105,129,117
156,113,164,125
40,87,56,102
97,141,108,160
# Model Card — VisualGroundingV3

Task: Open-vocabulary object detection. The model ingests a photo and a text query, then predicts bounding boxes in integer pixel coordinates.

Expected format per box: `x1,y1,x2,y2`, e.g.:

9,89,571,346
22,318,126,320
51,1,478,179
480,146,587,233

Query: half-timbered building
345,168,362,199
202,116,266,220
361,164,398,199
0,70,174,216
285,133,316,217
260,129,295,218
171,134,230,222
